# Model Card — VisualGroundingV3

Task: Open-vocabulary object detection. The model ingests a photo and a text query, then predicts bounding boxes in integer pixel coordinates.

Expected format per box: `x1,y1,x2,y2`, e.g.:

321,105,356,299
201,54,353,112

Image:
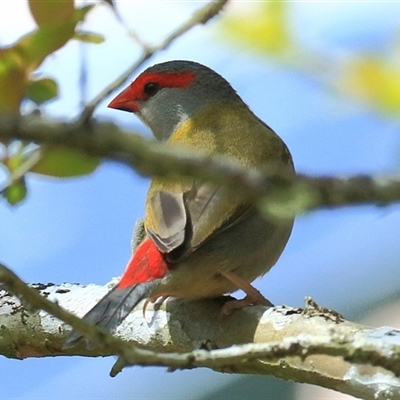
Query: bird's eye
144,82,160,97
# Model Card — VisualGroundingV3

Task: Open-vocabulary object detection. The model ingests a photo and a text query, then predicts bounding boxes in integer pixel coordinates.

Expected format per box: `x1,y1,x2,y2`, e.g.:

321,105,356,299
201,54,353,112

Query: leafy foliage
0,0,102,205
25,78,58,105
221,0,293,55
220,0,400,115
31,147,100,178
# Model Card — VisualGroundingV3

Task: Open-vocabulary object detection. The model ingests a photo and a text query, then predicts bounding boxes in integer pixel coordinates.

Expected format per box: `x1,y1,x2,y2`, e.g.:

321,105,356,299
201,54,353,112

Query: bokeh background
1,1,400,399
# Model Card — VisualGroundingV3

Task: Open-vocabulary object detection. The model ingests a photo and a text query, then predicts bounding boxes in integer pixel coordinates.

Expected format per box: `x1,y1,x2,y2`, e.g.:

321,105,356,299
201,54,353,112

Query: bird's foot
220,292,273,315
219,270,273,315
142,294,169,319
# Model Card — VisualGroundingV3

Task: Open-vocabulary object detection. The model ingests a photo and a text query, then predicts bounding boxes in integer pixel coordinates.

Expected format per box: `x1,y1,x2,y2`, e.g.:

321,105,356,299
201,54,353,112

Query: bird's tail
63,279,161,348
64,238,169,348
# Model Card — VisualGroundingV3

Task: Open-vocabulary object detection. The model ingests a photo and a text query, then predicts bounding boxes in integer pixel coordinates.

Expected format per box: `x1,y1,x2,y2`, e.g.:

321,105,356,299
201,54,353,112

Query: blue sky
1,1,400,399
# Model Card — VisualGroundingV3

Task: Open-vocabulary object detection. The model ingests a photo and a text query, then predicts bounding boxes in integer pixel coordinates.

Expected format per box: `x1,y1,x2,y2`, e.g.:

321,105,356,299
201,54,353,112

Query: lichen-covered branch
0,263,399,400
0,114,400,214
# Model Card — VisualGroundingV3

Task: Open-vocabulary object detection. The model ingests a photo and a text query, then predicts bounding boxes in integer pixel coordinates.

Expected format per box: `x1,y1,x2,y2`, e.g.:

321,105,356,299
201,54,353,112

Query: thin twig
110,332,400,378
79,0,229,123
0,147,42,196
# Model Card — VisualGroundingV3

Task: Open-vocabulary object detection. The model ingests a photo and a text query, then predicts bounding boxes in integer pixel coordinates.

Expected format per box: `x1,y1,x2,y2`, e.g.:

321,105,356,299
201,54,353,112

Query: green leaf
29,0,75,27
25,78,58,104
0,48,26,113
17,5,95,71
74,32,105,44
4,179,27,205
31,146,101,177
0,5,94,113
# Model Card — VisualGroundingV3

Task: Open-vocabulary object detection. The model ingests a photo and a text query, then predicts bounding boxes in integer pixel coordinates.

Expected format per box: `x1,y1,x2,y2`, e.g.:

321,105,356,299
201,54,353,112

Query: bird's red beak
108,86,139,113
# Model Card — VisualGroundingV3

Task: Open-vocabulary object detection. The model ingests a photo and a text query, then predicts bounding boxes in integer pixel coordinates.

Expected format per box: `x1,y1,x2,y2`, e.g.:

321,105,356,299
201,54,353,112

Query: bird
64,60,295,346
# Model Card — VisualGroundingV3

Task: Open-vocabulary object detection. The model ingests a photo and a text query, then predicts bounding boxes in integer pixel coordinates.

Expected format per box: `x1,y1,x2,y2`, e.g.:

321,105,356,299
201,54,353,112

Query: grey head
108,60,245,141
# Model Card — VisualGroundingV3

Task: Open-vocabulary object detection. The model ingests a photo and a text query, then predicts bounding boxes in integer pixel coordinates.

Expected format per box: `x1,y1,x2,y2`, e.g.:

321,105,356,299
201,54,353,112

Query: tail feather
63,279,161,348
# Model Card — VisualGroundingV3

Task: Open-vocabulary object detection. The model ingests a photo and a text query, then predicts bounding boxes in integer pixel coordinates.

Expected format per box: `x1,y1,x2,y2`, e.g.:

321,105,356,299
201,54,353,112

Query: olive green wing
145,182,250,261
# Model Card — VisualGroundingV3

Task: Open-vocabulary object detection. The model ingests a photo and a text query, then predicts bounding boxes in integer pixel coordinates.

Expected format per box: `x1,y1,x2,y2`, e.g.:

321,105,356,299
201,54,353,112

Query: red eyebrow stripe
133,72,195,90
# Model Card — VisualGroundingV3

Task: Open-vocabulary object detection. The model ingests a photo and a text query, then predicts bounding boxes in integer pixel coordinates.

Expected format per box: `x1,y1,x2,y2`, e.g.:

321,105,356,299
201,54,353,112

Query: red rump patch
117,239,169,289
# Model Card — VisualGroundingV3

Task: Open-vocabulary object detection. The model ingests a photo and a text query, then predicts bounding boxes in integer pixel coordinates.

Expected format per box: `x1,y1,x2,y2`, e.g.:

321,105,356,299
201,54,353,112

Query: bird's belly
152,212,293,300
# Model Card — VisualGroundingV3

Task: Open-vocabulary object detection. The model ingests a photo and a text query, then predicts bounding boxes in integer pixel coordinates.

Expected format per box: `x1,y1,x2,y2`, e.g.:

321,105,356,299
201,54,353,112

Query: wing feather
146,181,249,261
146,191,187,253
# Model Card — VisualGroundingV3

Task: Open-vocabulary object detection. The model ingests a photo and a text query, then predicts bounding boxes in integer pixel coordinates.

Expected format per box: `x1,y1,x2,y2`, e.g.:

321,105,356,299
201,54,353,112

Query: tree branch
0,262,399,400
1,114,400,214
2,2,396,399
79,0,229,123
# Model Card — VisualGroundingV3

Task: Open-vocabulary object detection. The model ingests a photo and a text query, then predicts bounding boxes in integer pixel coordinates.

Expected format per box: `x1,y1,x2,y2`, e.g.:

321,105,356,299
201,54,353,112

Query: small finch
65,60,294,346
